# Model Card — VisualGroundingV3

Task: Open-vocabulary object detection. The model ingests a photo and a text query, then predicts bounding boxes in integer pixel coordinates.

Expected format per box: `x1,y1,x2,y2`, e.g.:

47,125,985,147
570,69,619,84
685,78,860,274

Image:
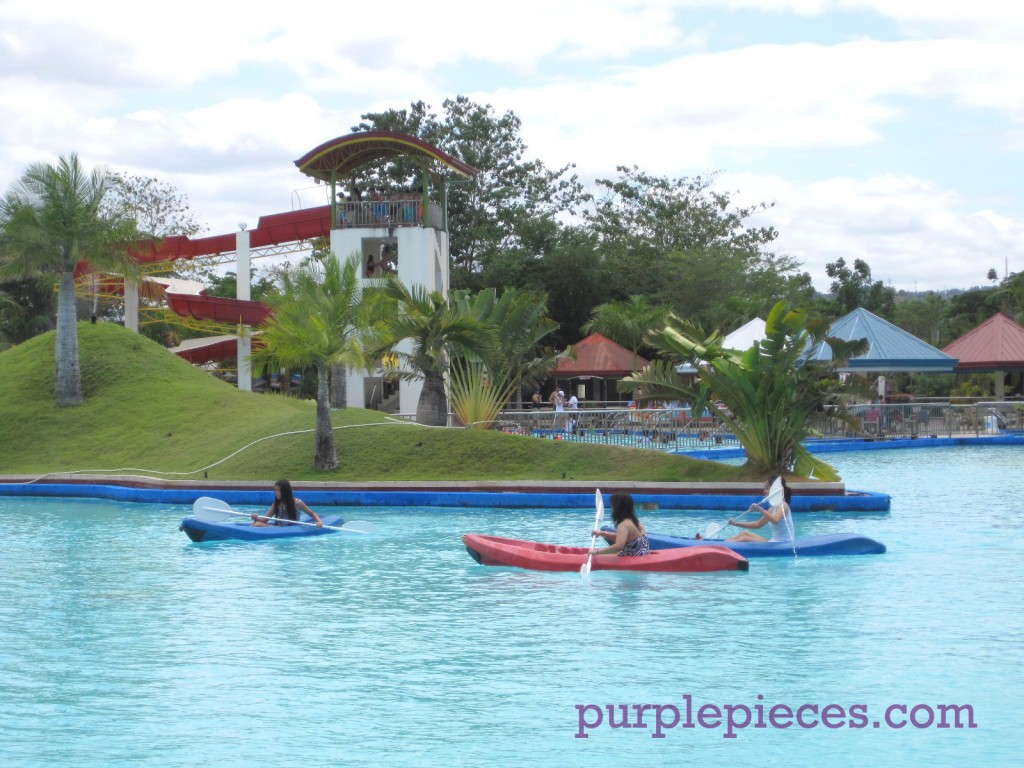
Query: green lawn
0,323,757,483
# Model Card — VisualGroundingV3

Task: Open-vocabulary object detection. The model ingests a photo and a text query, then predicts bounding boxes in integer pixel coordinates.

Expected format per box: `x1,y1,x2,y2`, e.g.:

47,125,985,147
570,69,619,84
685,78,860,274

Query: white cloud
2,0,1023,298
729,172,1024,291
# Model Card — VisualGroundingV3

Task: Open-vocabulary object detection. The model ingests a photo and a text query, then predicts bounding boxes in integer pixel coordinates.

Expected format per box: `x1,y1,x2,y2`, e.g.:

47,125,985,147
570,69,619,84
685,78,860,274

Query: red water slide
130,205,332,360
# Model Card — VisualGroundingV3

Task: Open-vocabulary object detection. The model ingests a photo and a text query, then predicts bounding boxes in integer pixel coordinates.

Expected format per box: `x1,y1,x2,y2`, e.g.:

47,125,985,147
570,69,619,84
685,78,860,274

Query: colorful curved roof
294,131,479,182
943,313,1024,371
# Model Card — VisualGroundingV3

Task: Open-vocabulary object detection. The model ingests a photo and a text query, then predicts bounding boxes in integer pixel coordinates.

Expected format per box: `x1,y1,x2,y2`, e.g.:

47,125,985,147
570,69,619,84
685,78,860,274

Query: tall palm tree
0,154,140,405
252,254,370,470
366,279,495,426
621,300,868,480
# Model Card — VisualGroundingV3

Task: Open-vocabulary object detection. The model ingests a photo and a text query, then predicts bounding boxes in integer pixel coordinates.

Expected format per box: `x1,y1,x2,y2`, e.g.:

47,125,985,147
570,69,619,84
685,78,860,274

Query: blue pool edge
0,478,890,512
8,435,1023,513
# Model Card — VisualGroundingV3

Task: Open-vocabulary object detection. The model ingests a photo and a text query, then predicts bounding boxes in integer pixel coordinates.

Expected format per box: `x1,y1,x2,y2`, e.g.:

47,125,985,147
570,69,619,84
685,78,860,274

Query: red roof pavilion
943,313,1024,371
555,333,648,377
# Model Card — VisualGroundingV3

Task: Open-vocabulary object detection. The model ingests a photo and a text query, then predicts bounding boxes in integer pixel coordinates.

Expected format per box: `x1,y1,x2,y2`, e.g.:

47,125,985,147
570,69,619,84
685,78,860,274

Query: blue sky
2,0,1022,293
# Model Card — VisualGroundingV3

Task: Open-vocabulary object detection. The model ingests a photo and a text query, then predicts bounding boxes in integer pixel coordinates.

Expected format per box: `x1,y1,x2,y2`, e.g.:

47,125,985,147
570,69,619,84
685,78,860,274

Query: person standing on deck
550,389,566,430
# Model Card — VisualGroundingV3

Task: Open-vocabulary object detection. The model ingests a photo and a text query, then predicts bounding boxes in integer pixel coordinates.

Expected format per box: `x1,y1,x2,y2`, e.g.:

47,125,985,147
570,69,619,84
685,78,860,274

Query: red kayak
462,534,749,573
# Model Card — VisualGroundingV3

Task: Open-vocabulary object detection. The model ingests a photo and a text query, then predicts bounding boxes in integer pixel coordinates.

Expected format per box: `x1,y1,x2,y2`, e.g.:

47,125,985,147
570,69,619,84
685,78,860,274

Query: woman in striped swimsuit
590,492,651,557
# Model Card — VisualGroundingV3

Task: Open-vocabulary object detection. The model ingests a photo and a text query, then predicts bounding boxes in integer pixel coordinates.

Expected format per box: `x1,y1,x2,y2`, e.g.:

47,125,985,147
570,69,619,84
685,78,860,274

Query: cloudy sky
2,0,1022,292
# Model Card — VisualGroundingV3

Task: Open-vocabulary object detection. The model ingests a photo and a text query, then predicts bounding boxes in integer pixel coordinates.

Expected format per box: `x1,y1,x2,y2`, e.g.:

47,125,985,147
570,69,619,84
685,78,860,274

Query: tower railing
336,197,442,229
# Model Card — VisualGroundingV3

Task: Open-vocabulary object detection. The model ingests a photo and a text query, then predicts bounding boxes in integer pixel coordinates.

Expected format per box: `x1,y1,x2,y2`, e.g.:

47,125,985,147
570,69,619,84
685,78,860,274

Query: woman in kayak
251,479,323,527
590,492,650,556
727,477,794,543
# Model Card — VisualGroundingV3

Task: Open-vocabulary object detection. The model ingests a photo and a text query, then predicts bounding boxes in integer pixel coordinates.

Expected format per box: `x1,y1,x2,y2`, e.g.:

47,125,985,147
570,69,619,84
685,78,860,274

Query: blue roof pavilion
804,308,958,373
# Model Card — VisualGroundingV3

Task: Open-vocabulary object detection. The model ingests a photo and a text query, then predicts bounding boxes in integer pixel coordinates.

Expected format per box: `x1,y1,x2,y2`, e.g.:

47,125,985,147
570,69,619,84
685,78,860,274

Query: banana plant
621,301,868,479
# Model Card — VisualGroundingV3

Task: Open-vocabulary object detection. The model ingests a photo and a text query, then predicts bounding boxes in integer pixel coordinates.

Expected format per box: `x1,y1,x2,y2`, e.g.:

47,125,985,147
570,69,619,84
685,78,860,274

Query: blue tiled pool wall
0,483,890,512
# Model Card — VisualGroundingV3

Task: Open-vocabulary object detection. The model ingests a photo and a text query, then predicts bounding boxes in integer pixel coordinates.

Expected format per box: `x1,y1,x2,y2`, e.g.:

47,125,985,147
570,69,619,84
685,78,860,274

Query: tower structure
294,131,479,414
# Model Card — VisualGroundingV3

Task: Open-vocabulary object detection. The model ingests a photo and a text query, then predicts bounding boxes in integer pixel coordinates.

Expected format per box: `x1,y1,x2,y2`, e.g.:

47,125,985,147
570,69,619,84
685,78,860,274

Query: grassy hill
0,323,755,483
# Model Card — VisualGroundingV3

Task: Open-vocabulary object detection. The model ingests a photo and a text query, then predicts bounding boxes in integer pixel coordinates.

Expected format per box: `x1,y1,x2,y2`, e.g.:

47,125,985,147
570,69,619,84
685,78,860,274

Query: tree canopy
354,96,586,292
825,257,896,319
583,167,814,328
102,172,204,239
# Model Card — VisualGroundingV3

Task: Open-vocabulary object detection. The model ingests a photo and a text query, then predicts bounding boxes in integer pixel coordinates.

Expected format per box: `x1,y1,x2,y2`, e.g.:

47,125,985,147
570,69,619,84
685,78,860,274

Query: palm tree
0,154,140,405
366,279,495,426
621,300,868,480
452,287,564,408
252,254,371,470
582,295,667,371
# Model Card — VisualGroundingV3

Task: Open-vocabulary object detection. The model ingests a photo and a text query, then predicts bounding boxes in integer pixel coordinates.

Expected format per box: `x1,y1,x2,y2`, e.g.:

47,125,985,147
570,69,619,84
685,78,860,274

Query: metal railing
494,407,741,451
493,401,1024,452
336,198,443,230
810,401,1024,440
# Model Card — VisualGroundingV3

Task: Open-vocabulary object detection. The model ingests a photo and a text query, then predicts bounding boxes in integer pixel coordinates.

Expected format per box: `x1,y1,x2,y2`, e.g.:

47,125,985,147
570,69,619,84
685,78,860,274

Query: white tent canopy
677,318,767,374
722,317,767,351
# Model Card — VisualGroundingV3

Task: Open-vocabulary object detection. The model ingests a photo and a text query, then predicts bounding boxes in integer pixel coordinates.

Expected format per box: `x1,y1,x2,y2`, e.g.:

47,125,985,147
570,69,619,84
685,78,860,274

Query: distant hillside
0,323,746,483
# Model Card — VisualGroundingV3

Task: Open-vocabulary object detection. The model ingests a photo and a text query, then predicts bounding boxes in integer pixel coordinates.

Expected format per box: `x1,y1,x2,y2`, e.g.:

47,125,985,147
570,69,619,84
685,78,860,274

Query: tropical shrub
621,301,868,479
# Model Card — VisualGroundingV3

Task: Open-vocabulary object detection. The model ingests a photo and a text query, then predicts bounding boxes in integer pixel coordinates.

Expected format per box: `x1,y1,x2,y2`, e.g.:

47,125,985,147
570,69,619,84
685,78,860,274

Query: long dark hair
271,479,298,520
611,493,640,527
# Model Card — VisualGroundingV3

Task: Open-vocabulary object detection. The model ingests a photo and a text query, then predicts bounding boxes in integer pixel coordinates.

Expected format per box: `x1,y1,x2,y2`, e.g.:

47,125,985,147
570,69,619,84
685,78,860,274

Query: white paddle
580,489,605,578
191,497,378,534
703,477,785,539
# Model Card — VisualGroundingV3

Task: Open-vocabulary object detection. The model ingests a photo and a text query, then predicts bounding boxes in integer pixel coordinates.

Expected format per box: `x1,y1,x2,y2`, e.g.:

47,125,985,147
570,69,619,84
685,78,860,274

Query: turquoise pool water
1,445,1021,767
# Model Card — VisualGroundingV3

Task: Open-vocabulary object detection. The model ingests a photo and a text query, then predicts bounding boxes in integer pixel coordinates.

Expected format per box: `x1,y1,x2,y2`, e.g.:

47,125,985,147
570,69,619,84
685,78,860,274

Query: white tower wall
330,221,449,416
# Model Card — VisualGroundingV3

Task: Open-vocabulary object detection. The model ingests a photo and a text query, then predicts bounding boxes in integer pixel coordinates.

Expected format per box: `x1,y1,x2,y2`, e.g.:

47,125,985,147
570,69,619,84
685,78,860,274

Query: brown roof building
553,333,649,404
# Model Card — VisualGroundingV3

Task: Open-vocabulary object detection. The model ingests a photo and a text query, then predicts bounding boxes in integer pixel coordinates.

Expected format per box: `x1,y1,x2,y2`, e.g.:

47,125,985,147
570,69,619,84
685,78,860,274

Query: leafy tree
620,301,868,479
0,154,140,405
102,172,204,239
97,171,218,347
0,276,55,345
989,271,1024,322
529,226,606,347
944,288,993,342
893,292,948,346
251,254,371,470
825,257,896,319
583,166,808,327
730,256,817,324
203,268,279,301
365,278,496,426
354,96,587,290
102,171,205,330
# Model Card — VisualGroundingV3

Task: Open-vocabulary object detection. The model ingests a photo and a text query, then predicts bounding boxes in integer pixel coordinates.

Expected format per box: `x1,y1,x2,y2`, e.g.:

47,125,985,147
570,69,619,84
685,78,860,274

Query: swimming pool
1,445,1020,767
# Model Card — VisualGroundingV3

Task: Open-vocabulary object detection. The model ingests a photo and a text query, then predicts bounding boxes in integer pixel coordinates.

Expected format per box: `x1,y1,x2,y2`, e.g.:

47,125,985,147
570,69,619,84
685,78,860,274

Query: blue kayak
605,528,886,557
180,514,345,543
